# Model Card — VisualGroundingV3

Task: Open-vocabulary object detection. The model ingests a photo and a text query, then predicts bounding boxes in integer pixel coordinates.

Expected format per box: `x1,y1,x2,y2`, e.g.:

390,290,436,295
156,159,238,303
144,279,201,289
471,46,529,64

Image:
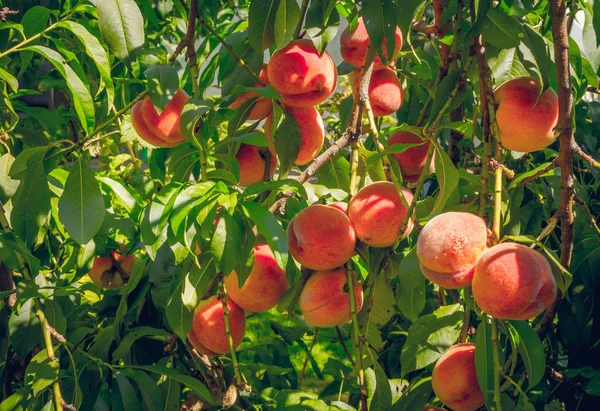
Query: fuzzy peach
224,244,288,312
340,16,403,69
328,202,348,213
472,242,557,320
347,181,413,248
236,133,278,186
494,77,559,152
132,88,190,147
287,204,356,271
266,106,324,165
187,330,218,357
351,67,403,117
432,344,485,411
87,247,135,289
298,267,363,327
416,212,489,289
229,64,272,121
267,39,337,108
189,296,246,356
387,128,434,183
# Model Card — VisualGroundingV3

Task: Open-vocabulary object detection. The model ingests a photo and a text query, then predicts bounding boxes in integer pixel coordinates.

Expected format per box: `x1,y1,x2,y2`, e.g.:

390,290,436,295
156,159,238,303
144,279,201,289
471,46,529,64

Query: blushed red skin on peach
224,244,289,312
347,181,414,248
267,39,337,108
494,77,559,152
387,129,434,183
340,16,403,70
416,212,489,289
187,330,218,357
266,106,324,165
287,204,356,271
230,65,272,120
236,135,278,186
298,267,363,328
88,248,134,288
191,296,246,355
432,344,485,411
472,242,557,320
351,68,403,117
131,100,177,147
328,202,348,213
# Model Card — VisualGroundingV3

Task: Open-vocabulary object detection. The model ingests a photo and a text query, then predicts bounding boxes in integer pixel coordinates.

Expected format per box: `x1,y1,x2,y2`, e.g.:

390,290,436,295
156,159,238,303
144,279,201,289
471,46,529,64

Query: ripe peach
494,77,559,152
328,202,348,213
224,244,289,312
423,408,445,411
132,88,190,147
340,16,403,70
387,128,434,183
432,344,485,411
88,248,135,289
347,181,413,248
351,67,403,117
189,296,246,356
266,106,324,165
267,39,337,108
298,267,363,327
287,204,356,271
472,242,557,320
229,64,272,120
236,133,278,186
416,212,489,289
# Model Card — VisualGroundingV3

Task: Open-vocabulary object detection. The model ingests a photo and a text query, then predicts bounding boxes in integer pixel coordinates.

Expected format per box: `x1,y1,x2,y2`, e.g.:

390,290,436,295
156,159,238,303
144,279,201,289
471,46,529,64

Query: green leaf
395,250,426,322
145,65,181,110
0,153,19,203
221,131,270,147
362,0,399,67
8,299,42,360
240,201,288,269
475,319,494,406
426,145,459,220
507,161,555,190
274,111,302,178
429,69,460,123
22,46,95,133
488,47,530,88
582,6,600,73
241,179,307,199
25,349,59,397
117,369,164,411
482,9,524,49
507,321,546,390
114,372,141,411
180,99,213,149
520,24,553,89
249,0,280,51
396,0,422,44
0,68,18,93
304,0,340,53
97,176,142,213
166,281,194,341
182,256,216,309
357,272,396,351
274,0,301,49
58,157,105,245
366,362,393,411
315,153,350,191
211,212,243,275
390,378,433,411
112,327,170,361
97,0,145,61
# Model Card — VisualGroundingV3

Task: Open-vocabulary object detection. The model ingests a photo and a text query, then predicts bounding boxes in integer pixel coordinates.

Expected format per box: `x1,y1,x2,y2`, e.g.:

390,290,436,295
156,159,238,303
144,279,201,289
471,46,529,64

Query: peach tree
0,0,599,410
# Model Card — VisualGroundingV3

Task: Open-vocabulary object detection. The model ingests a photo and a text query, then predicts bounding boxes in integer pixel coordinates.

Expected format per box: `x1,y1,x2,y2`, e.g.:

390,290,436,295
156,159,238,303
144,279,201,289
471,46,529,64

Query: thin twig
572,142,600,168
517,157,559,187
335,326,355,365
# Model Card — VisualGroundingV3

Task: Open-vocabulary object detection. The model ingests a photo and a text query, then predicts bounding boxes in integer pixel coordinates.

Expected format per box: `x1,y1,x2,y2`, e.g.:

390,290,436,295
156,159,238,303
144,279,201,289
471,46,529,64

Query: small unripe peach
347,181,413,248
224,244,288,312
236,134,278,186
340,16,403,70
189,296,246,356
298,267,363,327
432,344,485,411
387,128,434,183
494,77,559,152
267,39,337,108
351,68,403,117
287,204,356,271
416,212,489,289
229,65,272,121
472,242,557,320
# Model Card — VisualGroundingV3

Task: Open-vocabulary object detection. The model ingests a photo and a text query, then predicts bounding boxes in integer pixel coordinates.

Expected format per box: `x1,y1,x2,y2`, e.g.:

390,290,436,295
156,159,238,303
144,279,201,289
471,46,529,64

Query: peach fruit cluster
87,245,135,288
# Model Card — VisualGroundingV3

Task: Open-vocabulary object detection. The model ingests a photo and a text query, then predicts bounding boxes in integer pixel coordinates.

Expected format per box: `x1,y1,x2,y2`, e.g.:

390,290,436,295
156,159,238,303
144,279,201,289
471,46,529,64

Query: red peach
387,128,434,183
328,202,348,213
351,68,403,117
87,248,135,288
236,133,278,186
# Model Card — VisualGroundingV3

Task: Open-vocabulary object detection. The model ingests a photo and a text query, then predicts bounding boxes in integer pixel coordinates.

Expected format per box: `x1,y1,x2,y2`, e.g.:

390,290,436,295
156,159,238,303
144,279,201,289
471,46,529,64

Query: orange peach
267,39,337,108
472,242,557,320
351,67,403,117
340,16,403,69
416,212,489,289
432,344,485,411
229,64,272,121
347,181,413,248
287,204,356,271
387,128,434,183
236,133,278,186
189,296,246,356
494,77,559,152
87,248,135,289
224,244,289,312
266,106,324,165
298,267,363,327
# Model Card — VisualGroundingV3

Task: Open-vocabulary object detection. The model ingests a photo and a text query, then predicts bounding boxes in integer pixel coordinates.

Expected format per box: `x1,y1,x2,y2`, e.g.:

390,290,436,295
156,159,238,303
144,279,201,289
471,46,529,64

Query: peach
416,212,489,289
224,244,289,312
131,88,190,147
236,132,278,186
87,248,135,289
328,202,348,213
340,16,403,70
423,408,445,411
287,204,356,271
298,267,363,327
351,67,403,117
432,344,485,411
387,128,434,183
472,243,557,320
266,106,324,165
189,296,246,356
267,39,337,108
229,64,272,121
494,77,559,152
347,181,413,248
